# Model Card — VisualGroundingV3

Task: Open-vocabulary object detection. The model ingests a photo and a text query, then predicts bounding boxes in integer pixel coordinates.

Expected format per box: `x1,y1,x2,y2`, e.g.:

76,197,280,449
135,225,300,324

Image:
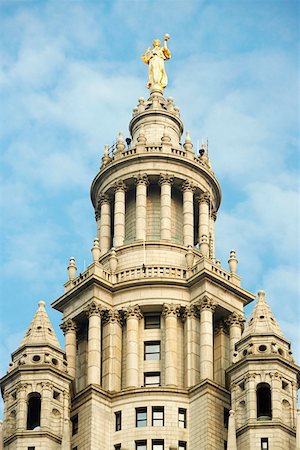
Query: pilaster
98,193,111,255
163,303,181,386
114,180,127,247
85,301,103,385
60,318,77,379
125,305,143,388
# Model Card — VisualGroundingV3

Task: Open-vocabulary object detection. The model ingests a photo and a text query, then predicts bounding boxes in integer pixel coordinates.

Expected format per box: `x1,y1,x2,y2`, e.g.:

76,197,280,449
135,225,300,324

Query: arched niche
26,392,41,430
256,383,272,420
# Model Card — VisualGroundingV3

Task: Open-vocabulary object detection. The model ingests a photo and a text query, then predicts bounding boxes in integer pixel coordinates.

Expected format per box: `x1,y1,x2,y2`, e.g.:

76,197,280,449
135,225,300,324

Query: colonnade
61,300,244,391
96,174,216,257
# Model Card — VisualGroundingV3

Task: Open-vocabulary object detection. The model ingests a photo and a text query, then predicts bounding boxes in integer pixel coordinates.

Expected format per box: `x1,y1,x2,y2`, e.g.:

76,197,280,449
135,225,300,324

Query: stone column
227,410,237,450
225,312,245,364
114,180,127,247
102,309,122,392
99,194,111,255
246,373,257,420
199,296,216,380
159,174,173,241
270,372,282,420
16,383,27,430
182,180,195,247
85,302,102,385
182,305,199,387
60,318,77,379
135,175,149,241
296,408,300,450
125,305,142,388
209,209,217,260
163,303,181,386
198,192,210,257
41,382,52,429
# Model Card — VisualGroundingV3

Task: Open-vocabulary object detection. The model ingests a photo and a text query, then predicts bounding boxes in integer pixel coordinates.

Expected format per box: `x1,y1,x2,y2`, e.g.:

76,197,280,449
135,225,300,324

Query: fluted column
102,309,122,392
41,382,52,429
125,305,143,388
99,194,111,255
135,175,149,241
225,312,245,363
159,174,173,241
85,302,102,385
60,318,77,379
182,180,195,247
246,373,257,420
209,209,217,260
182,305,199,387
16,384,27,430
198,192,210,257
163,303,181,386
270,372,282,420
114,180,127,247
199,296,216,380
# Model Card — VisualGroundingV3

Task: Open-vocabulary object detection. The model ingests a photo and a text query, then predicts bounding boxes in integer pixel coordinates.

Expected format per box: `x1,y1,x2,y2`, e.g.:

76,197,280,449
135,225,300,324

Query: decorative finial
38,300,46,309
91,238,100,262
142,34,171,94
258,290,266,301
67,257,77,281
228,249,238,274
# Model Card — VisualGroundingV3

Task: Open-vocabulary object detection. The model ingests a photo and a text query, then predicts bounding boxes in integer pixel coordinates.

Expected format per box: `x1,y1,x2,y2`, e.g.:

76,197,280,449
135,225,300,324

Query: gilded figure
142,34,171,91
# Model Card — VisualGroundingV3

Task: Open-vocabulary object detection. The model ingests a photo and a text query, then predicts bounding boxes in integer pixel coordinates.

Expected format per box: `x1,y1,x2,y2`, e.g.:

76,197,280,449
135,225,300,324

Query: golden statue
142,34,171,93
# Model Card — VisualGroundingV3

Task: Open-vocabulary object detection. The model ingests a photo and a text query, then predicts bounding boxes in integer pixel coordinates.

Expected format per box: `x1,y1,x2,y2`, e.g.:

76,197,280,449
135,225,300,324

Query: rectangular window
144,372,160,386
144,314,161,329
178,408,187,428
145,341,160,360
261,438,269,450
224,408,230,428
115,411,121,431
152,406,164,426
136,407,147,427
72,448,78,450
114,445,121,450
28,448,35,450
179,442,187,450
152,440,164,450
136,440,147,450
71,414,78,435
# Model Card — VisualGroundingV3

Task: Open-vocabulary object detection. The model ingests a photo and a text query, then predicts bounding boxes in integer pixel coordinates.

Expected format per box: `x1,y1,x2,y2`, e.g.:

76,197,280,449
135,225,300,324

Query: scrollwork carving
162,303,181,317
60,318,77,334
198,295,216,312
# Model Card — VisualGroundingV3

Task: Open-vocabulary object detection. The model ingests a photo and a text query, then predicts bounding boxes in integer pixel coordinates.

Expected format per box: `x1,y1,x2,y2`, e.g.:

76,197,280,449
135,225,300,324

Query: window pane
152,440,164,450
179,442,187,450
145,314,161,329
152,407,164,426
145,342,160,360
136,408,147,427
145,372,160,386
136,441,147,450
178,408,186,428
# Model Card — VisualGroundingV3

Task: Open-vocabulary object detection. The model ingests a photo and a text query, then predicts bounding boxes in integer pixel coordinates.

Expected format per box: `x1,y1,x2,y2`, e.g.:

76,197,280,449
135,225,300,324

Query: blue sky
0,0,299,413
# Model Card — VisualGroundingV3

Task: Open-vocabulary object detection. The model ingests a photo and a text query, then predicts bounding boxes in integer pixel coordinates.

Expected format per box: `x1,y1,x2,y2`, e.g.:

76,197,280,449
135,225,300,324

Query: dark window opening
28,447,35,450
144,314,161,329
71,414,79,435
179,442,187,450
152,439,164,450
136,407,147,427
144,372,160,386
136,440,147,450
145,341,160,360
257,383,272,420
224,441,228,450
26,393,41,430
261,438,269,450
178,408,187,428
114,445,121,450
115,411,122,431
224,408,230,428
152,406,164,426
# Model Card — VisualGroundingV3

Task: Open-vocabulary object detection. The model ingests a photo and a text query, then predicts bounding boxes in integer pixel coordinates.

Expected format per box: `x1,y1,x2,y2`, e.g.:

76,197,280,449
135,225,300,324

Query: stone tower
0,301,72,449
227,290,300,450
1,39,299,450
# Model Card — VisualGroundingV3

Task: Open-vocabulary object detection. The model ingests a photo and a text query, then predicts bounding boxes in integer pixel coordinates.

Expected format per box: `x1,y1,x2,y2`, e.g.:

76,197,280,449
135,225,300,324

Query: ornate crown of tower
1,36,299,450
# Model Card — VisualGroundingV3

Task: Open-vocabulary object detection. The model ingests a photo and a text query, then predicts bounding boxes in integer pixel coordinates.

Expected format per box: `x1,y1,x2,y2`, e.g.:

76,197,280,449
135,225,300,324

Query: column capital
98,193,110,207
181,180,196,192
103,308,122,325
41,382,53,390
225,312,246,328
159,173,174,186
163,303,181,317
95,210,100,221
134,174,149,186
114,179,127,192
125,304,143,320
17,383,28,393
198,295,216,312
211,208,217,221
269,371,282,381
181,304,199,321
60,318,77,334
198,191,210,204
85,301,103,318
215,319,228,334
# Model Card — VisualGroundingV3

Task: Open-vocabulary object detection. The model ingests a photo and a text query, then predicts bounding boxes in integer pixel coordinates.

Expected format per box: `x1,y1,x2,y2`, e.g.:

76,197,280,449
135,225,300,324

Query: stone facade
1,84,299,450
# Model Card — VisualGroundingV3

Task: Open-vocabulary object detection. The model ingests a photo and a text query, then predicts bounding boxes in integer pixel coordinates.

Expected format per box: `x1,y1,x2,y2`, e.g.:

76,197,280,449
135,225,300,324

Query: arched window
27,392,41,430
256,383,272,420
